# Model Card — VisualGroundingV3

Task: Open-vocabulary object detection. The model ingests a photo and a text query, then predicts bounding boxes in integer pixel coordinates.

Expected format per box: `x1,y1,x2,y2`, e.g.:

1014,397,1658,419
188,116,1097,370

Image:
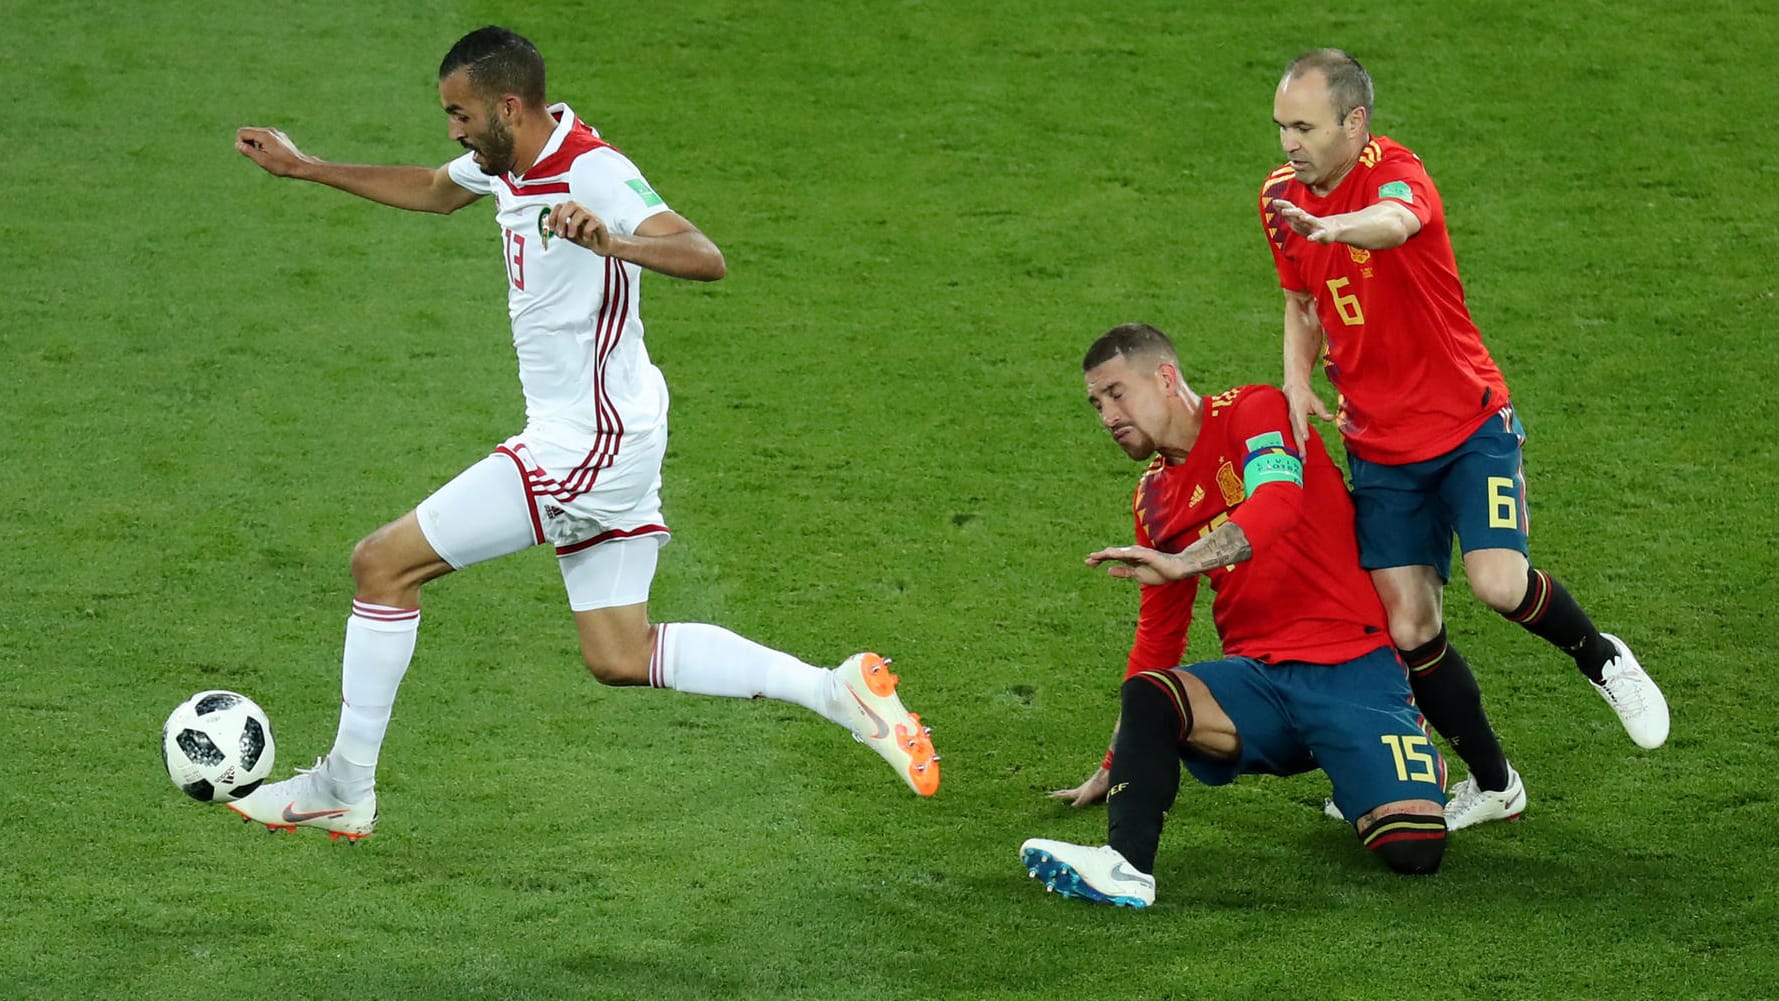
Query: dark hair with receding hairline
439,25,547,107
1083,323,1179,372
1284,48,1374,126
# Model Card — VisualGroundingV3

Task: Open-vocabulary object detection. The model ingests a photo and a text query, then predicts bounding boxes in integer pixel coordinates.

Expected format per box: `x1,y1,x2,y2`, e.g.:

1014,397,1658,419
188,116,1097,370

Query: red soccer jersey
1125,384,1392,677
1259,136,1510,465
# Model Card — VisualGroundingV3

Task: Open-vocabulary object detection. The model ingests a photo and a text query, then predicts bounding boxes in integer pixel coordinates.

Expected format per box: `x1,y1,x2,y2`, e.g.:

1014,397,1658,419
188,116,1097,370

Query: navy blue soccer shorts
1180,646,1447,824
1347,405,1530,581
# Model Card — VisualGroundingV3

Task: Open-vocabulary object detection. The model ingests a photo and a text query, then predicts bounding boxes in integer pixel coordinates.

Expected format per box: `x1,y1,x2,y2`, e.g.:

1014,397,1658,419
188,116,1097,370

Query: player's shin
1401,629,1510,792
652,622,839,720
1106,671,1192,876
1503,566,1615,682
329,601,420,801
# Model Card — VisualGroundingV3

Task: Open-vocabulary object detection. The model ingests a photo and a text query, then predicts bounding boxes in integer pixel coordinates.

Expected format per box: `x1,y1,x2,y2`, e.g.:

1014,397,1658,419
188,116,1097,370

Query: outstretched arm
544,205,726,281
1268,197,1420,249
1086,522,1254,585
235,127,480,215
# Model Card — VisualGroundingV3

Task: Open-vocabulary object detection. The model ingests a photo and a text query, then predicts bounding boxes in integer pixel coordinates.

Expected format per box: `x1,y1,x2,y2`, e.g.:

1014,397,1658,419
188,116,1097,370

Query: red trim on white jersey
555,256,633,498
554,523,670,557
498,178,570,196
494,445,548,544
525,114,616,180
499,113,615,197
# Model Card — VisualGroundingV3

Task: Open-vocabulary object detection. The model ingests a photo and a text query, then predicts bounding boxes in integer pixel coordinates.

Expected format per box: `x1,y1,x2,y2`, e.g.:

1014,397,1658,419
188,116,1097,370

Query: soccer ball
161,690,276,803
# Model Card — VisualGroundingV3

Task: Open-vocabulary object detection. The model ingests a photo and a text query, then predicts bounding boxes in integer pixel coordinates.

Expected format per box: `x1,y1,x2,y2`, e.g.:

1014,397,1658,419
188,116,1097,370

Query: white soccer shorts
415,423,670,611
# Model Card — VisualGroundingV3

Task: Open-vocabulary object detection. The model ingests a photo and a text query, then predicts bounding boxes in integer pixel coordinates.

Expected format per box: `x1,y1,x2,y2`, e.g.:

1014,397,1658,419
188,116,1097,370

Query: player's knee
1467,566,1526,614
1362,813,1447,875
1375,836,1446,875
1386,613,1442,653
349,533,394,590
1121,671,1192,738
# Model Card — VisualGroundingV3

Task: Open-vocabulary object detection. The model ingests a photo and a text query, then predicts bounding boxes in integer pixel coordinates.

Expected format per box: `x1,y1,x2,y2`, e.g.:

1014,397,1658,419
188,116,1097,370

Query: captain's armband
1241,431,1304,493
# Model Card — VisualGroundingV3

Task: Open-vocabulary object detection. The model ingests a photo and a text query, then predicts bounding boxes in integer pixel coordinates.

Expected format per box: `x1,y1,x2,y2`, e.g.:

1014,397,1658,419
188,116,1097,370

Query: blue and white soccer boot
1593,634,1669,749
1020,838,1155,908
227,755,378,842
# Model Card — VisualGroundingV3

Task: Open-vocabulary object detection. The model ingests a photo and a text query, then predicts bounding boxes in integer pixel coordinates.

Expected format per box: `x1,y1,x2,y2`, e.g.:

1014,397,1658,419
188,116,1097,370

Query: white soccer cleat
1592,634,1669,749
226,755,377,842
833,653,939,796
1020,839,1155,908
1444,765,1526,831
1322,797,1346,822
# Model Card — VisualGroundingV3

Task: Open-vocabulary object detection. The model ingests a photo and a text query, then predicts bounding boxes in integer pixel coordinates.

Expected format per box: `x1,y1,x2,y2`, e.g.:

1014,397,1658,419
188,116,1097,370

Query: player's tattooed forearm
1177,523,1253,575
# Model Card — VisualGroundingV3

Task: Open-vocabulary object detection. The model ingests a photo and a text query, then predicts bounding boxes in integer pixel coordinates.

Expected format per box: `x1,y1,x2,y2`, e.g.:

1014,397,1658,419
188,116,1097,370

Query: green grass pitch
3,2,1775,998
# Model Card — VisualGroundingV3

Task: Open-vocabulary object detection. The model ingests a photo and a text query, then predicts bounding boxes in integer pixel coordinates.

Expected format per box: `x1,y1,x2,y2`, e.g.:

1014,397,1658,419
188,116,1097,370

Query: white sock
328,600,420,801
651,622,844,724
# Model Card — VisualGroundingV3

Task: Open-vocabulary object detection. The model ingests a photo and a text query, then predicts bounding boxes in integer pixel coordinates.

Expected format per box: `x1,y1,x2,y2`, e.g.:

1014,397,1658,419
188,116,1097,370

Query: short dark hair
1285,48,1374,125
1083,323,1178,372
439,26,546,107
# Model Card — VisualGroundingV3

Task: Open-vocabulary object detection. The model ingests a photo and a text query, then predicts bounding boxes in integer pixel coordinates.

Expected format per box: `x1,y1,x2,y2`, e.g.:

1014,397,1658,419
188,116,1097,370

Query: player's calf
574,611,656,686
1106,671,1193,875
1360,811,1447,875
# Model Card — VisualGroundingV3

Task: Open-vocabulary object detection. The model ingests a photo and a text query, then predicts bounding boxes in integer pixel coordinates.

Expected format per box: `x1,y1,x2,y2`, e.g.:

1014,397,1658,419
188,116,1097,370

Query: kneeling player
1023,323,1445,907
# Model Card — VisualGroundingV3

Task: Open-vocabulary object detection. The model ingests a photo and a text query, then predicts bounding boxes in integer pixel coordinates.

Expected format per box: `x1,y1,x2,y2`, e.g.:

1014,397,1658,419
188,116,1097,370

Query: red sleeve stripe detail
554,523,670,557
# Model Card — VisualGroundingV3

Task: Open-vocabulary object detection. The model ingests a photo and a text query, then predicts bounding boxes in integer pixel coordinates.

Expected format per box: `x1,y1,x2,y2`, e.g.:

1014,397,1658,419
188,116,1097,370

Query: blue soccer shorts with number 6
1348,405,1530,581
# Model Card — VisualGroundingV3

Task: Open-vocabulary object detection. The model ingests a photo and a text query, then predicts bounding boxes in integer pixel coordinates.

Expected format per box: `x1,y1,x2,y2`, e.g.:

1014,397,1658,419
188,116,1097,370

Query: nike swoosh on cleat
845,689,891,740
282,802,349,823
1109,862,1148,883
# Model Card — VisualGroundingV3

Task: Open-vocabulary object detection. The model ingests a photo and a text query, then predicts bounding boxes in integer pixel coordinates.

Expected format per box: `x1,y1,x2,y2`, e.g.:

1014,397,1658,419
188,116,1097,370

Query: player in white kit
226,26,939,840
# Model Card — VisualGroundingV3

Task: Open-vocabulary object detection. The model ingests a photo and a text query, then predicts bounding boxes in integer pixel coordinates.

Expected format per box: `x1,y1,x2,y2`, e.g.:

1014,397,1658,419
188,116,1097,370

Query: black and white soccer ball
161,690,276,803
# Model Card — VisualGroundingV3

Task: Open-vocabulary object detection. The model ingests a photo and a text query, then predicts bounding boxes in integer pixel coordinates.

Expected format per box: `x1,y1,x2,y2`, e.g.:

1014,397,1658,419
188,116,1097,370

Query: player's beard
1110,425,1156,461
466,116,518,176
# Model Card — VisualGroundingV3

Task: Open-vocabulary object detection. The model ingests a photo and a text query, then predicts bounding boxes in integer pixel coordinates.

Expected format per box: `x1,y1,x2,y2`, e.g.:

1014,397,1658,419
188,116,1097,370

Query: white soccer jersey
446,104,674,442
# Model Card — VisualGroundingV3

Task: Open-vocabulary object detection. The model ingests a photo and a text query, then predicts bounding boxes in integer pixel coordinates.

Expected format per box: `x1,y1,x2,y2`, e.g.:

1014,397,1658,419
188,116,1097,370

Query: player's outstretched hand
1086,545,1188,586
546,200,617,254
1269,198,1339,244
1049,764,1110,807
1283,382,1334,446
235,127,311,177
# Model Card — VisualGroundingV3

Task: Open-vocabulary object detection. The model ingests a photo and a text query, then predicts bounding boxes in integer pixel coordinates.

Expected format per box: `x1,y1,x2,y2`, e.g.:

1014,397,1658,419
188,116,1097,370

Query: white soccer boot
1020,839,1155,908
226,755,377,841
831,653,940,796
1592,634,1669,749
1322,797,1347,822
1444,764,1526,831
